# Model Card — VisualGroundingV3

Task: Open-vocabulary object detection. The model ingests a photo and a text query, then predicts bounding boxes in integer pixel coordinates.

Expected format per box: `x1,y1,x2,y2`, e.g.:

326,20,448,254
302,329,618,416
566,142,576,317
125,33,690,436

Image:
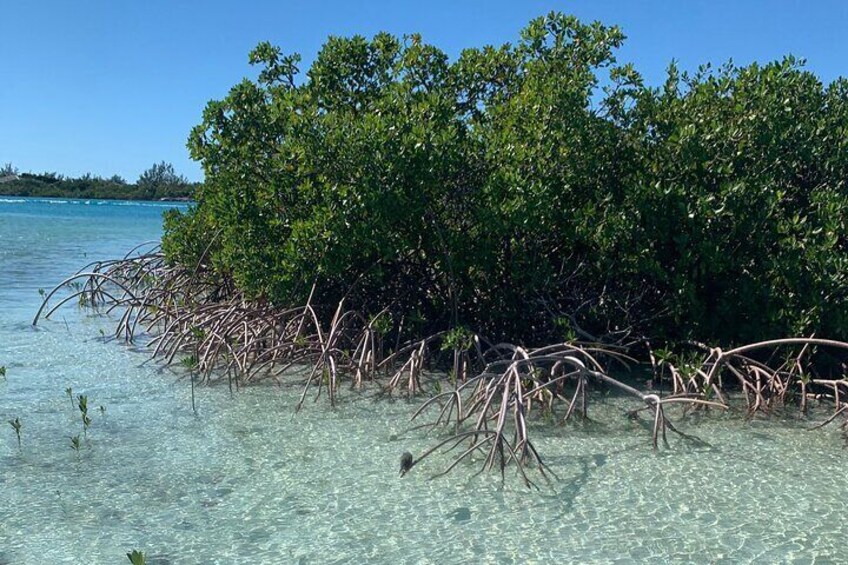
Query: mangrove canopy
164,12,848,347
35,13,848,483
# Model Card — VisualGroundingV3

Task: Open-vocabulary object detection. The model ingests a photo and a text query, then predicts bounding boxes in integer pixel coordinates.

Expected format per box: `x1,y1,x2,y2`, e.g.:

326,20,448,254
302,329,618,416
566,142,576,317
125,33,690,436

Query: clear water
1,197,847,564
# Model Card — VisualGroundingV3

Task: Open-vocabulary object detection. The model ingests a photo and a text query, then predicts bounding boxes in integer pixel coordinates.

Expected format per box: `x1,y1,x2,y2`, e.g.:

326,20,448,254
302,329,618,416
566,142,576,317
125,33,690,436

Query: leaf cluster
164,13,848,346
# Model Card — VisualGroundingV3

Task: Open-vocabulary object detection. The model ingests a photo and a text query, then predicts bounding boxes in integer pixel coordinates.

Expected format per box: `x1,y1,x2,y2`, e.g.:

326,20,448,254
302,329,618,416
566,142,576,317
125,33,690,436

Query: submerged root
410,343,725,485
33,247,848,484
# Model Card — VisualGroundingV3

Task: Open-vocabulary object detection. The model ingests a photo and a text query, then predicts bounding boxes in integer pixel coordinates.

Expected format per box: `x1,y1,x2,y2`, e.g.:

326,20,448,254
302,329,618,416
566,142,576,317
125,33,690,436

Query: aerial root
34,247,848,483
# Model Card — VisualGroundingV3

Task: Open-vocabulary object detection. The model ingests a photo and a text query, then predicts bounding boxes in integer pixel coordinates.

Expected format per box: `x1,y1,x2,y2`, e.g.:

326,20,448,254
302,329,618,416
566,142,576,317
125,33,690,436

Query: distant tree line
0,161,197,200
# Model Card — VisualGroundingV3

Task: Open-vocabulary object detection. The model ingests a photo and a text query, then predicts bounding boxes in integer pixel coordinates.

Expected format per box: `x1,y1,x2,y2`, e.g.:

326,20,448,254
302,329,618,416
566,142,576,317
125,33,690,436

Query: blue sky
2,1,846,182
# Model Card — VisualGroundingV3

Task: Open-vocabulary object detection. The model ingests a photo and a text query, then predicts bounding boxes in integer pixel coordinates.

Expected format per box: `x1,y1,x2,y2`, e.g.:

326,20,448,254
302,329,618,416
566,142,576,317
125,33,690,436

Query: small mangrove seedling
8,417,21,449
65,387,74,410
180,355,198,414
70,434,81,458
38,288,45,297
99,405,106,415
179,355,198,371
77,394,91,437
127,550,147,565
0,365,6,379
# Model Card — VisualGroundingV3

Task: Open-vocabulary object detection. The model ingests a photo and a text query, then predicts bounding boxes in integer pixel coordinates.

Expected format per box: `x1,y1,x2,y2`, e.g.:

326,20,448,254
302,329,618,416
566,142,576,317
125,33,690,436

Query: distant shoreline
0,194,194,204
0,188,195,202
0,163,198,201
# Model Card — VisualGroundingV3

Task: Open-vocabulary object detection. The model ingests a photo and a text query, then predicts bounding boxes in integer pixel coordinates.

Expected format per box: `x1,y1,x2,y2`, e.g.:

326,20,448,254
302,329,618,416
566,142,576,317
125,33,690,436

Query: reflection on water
1,197,848,563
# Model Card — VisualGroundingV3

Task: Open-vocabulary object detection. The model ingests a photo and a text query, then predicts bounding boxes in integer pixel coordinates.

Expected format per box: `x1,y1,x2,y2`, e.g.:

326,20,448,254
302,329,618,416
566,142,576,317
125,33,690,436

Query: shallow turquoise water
1,197,848,564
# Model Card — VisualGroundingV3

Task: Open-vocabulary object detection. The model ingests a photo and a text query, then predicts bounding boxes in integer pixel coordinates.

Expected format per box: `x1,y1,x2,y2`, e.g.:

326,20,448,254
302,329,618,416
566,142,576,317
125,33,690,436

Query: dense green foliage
0,162,196,200
164,13,848,345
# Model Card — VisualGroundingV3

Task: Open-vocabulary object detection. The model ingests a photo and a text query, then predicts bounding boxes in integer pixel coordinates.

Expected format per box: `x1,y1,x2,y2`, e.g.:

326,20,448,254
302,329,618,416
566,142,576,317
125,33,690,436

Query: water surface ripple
1,197,846,563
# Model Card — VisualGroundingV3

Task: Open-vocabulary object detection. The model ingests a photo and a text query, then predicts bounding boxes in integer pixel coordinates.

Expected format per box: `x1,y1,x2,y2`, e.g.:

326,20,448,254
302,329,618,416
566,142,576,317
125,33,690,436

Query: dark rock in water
450,507,472,522
399,451,414,477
